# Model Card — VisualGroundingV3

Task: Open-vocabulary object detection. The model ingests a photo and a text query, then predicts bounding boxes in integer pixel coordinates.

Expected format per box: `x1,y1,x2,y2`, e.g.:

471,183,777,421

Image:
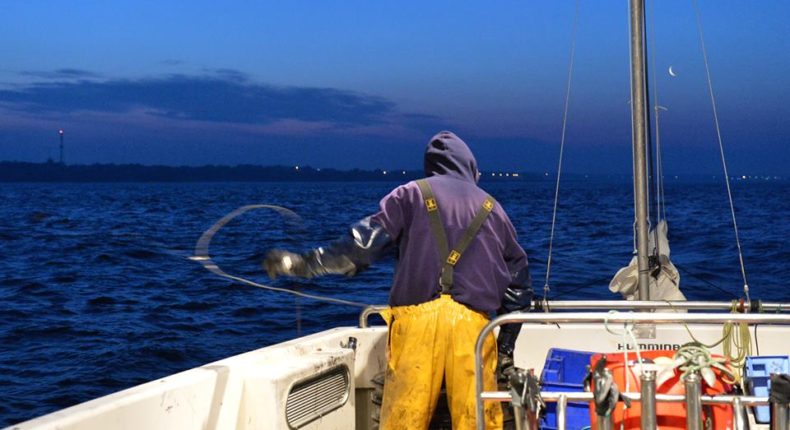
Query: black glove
497,352,517,385
263,250,310,279
262,217,393,280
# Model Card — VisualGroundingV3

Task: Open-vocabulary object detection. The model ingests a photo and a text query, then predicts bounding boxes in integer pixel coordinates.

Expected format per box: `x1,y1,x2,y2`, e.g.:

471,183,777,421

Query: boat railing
359,305,388,328
359,300,790,328
535,300,789,313
481,390,773,430
474,312,790,430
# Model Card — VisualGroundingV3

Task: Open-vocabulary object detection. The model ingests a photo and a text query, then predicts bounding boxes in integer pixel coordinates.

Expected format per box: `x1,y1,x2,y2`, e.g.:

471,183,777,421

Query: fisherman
263,131,532,430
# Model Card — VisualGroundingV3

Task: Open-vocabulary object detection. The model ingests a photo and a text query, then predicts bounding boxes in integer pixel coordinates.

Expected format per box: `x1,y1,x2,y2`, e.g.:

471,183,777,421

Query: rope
193,204,370,308
603,311,641,423
674,343,737,385
722,302,752,383
603,311,644,374
691,0,751,302
543,0,580,303
664,300,729,347
664,300,751,384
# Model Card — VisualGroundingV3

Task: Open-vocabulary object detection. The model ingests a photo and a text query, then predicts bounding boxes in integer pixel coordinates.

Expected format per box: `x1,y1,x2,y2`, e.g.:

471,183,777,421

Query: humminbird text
617,343,681,351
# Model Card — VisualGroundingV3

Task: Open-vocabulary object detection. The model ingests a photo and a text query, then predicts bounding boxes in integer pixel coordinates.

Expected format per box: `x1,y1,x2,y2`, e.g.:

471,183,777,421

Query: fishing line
691,0,751,303
543,0,581,304
192,204,370,308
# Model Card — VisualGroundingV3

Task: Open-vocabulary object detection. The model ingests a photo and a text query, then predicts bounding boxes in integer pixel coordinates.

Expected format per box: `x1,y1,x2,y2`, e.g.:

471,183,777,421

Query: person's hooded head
424,131,479,183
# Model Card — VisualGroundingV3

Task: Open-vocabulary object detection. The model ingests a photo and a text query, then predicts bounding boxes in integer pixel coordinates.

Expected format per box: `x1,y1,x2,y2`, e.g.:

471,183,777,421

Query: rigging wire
647,0,667,258
192,204,370,309
679,268,738,299
691,0,751,302
650,1,668,226
549,276,614,299
543,0,581,304
643,0,656,245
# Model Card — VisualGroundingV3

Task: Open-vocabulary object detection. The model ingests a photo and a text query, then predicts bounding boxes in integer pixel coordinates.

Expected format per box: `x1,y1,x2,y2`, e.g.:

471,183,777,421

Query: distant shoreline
0,161,533,183
0,161,781,183
0,161,556,183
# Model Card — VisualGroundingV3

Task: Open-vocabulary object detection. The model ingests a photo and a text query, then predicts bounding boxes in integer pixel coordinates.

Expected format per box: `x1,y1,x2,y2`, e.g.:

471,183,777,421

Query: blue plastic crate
539,348,595,430
541,348,596,385
745,355,790,424
746,355,789,377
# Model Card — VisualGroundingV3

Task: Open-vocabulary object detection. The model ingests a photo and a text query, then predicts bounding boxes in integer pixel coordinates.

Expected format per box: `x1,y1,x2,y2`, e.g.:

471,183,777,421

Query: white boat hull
9,318,790,429
10,327,388,430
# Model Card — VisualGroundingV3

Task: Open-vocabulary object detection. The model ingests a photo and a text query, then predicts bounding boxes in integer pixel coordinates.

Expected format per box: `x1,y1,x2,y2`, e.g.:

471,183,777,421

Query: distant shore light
295,165,300,170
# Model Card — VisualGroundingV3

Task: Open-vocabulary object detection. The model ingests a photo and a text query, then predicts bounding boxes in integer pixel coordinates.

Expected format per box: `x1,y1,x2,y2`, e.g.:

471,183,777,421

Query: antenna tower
58,129,64,164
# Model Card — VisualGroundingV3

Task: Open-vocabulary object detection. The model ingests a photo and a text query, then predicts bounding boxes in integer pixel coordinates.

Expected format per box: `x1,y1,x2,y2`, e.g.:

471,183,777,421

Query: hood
423,131,479,183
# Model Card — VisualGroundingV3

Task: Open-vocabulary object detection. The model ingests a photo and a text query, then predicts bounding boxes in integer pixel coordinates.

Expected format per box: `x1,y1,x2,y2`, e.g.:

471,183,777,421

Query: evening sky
1,1,787,175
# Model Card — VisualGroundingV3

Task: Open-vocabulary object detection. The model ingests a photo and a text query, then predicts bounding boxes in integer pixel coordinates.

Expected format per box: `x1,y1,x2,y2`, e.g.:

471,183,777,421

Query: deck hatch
285,364,350,428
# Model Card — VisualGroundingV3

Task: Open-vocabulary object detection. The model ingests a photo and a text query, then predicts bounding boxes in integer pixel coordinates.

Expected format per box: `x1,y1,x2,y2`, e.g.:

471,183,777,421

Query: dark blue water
1,180,788,426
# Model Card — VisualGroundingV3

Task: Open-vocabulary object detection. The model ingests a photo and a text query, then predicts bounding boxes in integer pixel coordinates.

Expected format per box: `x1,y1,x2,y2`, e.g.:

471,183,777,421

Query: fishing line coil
192,204,370,308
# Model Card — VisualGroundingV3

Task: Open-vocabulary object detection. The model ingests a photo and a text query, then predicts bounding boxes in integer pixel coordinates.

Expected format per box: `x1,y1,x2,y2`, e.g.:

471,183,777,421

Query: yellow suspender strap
416,179,496,293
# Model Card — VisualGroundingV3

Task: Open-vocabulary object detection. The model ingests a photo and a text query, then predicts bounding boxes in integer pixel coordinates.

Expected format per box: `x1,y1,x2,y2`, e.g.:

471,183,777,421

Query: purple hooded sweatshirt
371,131,529,313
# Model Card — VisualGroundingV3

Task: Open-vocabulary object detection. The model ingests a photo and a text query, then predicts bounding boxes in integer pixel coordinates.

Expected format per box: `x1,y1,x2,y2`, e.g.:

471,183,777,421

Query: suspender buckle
425,198,438,211
447,250,461,266
483,198,494,212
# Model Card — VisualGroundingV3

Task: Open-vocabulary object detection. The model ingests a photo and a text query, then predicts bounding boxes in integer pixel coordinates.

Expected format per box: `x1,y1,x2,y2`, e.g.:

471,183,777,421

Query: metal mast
629,0,651,300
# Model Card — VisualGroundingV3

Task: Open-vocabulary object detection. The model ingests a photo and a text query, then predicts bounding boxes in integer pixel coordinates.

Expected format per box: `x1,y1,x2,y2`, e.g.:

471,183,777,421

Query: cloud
19,68,100,79
204,68,248,82
0,70,441,131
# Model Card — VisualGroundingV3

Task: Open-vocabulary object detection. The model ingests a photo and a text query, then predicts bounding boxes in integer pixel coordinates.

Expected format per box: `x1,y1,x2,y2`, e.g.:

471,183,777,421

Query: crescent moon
668,65,677,77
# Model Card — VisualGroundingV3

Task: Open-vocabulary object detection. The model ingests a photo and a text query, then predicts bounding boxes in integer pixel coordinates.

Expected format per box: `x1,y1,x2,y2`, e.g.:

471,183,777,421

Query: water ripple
0,181,787,426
